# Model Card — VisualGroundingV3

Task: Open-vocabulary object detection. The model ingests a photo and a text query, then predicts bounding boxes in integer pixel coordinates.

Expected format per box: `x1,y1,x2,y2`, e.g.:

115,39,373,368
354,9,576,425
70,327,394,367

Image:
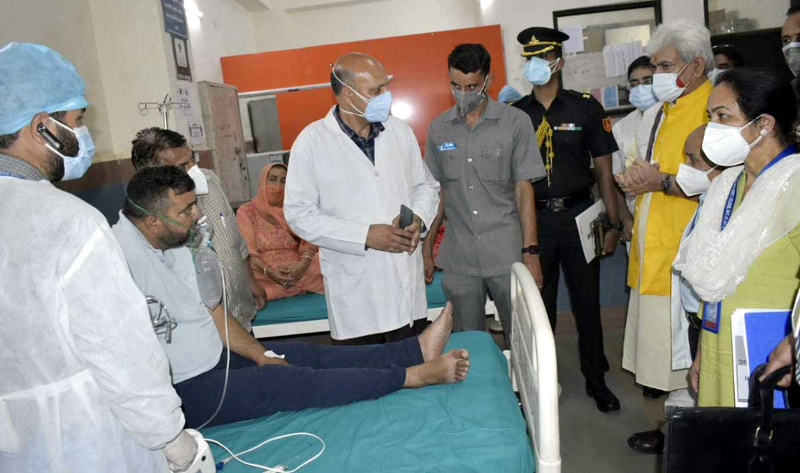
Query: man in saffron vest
614,20,714,452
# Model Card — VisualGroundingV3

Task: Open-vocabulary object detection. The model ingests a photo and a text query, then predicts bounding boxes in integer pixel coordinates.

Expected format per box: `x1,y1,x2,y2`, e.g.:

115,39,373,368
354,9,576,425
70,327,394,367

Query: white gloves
162,430,198,472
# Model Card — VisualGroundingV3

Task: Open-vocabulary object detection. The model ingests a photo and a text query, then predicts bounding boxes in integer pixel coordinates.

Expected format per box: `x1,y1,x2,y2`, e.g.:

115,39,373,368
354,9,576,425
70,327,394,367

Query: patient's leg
264,303,455,370
177,357,466,428
404,349,470,388
418,302,453,361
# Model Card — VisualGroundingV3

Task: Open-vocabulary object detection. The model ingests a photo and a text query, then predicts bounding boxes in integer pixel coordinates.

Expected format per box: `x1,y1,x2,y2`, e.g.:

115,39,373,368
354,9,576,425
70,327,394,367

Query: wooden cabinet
198,81,251,204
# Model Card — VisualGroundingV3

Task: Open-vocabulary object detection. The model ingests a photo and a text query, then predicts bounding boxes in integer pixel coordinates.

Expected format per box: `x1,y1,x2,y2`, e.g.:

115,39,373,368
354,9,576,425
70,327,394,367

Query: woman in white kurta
284,56,439,341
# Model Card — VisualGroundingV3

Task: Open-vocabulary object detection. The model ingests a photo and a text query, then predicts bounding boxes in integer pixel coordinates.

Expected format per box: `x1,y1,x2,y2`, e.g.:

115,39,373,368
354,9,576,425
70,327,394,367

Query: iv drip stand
137,94,191,130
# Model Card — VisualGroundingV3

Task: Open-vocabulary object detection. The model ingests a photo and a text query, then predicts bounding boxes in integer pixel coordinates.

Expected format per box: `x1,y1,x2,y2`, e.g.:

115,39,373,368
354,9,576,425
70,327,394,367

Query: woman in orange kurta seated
236,163,324,300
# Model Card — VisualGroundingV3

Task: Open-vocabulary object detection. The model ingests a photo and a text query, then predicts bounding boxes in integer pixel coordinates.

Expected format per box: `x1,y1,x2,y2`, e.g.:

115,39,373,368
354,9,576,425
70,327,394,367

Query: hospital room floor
289,307,665,473
549,311,665,473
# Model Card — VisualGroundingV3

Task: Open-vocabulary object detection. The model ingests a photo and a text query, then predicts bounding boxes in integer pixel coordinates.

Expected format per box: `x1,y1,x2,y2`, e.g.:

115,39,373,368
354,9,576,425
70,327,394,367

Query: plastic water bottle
193,216,222,309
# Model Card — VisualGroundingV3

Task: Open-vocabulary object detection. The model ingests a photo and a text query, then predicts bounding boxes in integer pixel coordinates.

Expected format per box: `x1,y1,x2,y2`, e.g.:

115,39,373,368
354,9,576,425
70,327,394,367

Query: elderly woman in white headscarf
674,69,800,407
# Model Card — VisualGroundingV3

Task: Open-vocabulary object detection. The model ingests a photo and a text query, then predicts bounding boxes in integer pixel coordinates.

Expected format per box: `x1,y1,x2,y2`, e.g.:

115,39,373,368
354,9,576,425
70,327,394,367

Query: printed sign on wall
162,0,188,39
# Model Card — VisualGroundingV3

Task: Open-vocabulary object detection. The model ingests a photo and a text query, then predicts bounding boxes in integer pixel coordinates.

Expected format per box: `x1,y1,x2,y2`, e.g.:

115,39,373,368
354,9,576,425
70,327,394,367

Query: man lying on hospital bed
111,165,470,428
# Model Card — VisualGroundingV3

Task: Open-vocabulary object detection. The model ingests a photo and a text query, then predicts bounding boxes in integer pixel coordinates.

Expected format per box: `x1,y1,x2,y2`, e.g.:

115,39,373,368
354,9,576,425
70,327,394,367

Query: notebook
731,309,791,408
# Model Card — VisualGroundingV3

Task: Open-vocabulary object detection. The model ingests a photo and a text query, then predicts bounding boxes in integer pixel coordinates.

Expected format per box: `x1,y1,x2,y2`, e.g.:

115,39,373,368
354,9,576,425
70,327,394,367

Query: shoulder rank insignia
602,117,612,133
582,93,591,99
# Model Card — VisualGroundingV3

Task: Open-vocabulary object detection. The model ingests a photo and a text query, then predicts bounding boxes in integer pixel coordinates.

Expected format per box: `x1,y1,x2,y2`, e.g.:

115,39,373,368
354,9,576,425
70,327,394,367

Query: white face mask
652,62,694,103
524,57,560,85
628,84,657,111
47,118,95,181
702,116,767,167
187,164,208,195
676,163,715,196
783,42,800,77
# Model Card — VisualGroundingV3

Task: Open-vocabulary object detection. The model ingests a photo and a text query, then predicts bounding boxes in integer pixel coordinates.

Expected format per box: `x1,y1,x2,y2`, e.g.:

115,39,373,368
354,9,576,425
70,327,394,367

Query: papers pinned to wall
602,41,644,78
561,26,585,54
562,52,608,91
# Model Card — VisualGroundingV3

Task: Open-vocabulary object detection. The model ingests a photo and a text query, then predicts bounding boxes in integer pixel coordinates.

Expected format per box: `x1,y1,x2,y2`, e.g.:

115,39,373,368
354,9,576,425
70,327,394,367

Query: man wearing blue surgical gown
0,42,197,472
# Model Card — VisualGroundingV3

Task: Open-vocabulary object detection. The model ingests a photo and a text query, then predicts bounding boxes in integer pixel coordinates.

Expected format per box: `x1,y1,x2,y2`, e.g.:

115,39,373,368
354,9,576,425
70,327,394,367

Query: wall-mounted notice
172,35,192,81
602,41,644,78
561,26,585,54
162,0,188,39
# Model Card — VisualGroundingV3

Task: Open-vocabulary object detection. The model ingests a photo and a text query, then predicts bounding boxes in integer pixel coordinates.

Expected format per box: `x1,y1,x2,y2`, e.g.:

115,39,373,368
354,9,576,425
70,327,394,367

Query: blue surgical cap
498,84,523,103
0,42,89,135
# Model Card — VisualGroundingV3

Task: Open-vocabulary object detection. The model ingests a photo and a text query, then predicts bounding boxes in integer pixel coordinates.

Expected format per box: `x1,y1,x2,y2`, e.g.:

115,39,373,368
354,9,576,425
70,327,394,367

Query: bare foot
419,302,453,362
404,348,470,388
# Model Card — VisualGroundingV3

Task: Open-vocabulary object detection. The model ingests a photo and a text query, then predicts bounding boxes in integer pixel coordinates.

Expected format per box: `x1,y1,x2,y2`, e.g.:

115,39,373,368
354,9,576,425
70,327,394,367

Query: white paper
561,26,585,54
602,41,644,78
562,52,609,91
187,121,204,146
731,309,750,407
574,199,605,264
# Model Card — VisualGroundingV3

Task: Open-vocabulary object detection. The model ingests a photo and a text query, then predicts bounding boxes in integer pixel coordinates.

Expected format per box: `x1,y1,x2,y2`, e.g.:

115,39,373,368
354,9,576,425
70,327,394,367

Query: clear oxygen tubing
195,251,325,473
196,247,230,430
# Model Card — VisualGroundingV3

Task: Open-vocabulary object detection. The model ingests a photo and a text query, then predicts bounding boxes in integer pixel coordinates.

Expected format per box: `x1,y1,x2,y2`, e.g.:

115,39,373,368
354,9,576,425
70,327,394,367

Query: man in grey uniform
423,44,545,345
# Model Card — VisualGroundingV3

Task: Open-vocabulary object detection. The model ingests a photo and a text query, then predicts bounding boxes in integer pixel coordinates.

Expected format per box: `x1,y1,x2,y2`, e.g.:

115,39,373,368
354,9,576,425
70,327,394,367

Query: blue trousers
175,337,424,428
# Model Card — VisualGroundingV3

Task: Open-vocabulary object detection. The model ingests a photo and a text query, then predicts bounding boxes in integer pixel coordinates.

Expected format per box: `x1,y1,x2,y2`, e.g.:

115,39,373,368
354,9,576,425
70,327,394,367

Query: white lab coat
284,107,440,339
0,178,184,472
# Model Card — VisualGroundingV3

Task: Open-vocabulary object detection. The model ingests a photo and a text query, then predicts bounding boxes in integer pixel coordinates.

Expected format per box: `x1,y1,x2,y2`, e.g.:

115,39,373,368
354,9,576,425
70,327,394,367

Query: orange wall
221,25,507,150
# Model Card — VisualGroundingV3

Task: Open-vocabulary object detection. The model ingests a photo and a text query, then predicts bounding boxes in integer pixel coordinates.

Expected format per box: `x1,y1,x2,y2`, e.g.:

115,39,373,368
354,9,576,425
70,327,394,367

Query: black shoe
642,387,667,399
585,381,621,413
627,429,664,454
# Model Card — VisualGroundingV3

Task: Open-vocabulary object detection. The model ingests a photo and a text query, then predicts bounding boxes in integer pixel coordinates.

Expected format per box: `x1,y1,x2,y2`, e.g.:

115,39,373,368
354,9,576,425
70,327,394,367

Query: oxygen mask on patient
191,217,223,309
185,215,212,250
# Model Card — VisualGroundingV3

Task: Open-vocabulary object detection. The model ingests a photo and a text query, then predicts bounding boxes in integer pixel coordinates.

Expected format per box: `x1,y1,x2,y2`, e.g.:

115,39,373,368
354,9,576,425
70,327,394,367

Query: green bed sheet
200,331,535,472
252,271,448,327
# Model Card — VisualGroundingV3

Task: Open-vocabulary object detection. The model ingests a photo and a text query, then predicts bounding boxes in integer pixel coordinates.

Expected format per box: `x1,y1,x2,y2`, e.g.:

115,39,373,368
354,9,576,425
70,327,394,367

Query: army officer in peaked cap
512,26,622,413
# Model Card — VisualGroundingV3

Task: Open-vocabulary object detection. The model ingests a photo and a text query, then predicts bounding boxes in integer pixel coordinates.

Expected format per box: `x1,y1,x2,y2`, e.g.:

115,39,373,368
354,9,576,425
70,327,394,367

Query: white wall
1,0,258,162
89,0,174,161
189,0,258,83
477,0,706,95
250,0,480,52
0,0,115,162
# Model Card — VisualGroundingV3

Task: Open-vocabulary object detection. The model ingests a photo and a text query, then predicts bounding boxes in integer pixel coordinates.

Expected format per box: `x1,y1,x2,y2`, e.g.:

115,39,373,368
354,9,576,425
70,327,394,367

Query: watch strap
661,174,673,193
522,245,542,255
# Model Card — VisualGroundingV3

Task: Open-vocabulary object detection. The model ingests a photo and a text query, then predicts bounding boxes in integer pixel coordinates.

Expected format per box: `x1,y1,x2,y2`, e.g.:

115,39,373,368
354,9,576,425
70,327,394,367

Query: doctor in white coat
284,53,440,343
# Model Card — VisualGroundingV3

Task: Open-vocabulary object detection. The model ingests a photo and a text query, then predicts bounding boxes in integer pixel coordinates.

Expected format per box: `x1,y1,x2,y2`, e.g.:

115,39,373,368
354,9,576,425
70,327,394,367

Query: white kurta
623,191,690,391
284,107,440,340
611,108,645,214
0,178,184,472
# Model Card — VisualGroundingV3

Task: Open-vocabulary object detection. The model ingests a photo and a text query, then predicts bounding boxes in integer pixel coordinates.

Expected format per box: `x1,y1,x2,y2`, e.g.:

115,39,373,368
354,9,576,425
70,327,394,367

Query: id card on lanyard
702,144,797,333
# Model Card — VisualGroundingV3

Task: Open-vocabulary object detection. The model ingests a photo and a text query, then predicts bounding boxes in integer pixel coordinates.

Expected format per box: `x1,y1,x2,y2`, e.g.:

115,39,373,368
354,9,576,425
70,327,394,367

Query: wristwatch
521,245,542,255
661,174,673,194
609,221,623,232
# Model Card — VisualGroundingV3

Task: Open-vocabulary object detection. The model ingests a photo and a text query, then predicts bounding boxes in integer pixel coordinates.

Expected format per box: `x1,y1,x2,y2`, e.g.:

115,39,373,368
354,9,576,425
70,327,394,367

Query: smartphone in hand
399,204,414,229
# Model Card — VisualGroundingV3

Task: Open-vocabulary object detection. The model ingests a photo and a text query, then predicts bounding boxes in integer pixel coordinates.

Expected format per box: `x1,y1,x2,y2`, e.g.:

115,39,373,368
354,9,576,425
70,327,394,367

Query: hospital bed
250,271,498,339
201,263,560,473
